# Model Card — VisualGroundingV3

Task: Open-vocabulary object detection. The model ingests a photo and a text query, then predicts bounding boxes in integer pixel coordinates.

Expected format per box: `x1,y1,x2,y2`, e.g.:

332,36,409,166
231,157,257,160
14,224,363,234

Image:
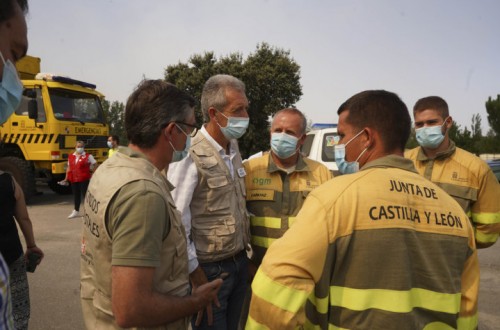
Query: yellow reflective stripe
246,316,270,330
288,216,297,227
457,313,478,330
251,216,281,229
330,286,461,314
251,236,276,248
475,230,499,244
423,322,455,330
472,212,500,225
308,295,329,314
252,270,310,314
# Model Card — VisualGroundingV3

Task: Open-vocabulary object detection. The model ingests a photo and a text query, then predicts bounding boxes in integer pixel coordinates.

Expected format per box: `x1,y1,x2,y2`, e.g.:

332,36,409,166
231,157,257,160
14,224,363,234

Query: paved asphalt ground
24,185,499,329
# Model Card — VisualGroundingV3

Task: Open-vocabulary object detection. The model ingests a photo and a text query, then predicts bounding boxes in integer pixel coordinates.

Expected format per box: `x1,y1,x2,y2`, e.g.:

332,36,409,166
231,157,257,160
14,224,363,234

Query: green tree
102,99,127,145
165,42,302,158
486,95,500,138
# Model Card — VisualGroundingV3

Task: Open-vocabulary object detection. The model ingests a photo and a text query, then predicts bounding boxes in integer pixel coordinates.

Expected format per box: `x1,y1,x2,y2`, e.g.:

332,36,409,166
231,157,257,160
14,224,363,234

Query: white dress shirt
168,126,238,273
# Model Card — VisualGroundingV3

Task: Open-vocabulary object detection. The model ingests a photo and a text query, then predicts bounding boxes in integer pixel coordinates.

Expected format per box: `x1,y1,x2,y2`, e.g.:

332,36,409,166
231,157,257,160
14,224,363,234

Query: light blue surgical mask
217,110,249,140
107,141,113,149
334,130,368,174
415,117,449,149
170,124,191,163
0,52,24,125
271,132,299,159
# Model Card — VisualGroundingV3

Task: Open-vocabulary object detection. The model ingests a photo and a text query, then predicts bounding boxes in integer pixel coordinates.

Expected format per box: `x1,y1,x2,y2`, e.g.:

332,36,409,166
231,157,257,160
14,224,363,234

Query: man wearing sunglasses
168,74,250,330
80,80,222,329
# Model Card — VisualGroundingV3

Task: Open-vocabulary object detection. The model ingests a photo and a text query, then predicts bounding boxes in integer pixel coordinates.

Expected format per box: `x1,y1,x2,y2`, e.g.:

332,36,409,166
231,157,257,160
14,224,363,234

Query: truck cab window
15,88,47,123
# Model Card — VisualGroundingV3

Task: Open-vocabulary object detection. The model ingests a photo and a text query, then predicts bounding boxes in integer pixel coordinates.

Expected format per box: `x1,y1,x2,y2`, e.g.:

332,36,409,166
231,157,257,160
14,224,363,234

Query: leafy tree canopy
102,99,127,145
164,42,302,158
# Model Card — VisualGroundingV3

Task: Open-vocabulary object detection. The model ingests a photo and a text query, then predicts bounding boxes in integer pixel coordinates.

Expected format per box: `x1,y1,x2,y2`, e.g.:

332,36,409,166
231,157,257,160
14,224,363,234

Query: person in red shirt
61,141,96,219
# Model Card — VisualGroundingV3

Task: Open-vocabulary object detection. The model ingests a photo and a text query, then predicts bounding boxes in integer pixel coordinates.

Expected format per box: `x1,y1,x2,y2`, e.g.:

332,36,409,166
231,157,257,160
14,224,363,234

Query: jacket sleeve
457,223,479,330
471,166,500,248
247,194,330,329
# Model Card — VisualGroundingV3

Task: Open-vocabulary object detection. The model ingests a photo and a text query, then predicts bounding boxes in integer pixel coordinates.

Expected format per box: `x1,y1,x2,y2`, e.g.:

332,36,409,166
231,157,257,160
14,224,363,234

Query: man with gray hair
168,74,251,329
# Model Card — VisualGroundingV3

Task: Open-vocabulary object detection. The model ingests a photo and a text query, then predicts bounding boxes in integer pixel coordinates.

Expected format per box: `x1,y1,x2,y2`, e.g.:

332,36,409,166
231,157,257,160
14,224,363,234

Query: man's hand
190,266,221,326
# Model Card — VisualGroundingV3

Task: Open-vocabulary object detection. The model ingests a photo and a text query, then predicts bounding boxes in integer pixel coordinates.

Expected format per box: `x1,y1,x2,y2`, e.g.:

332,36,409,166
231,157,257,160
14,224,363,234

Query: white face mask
216,110,249,140
76,147,84,154
415,116,450,149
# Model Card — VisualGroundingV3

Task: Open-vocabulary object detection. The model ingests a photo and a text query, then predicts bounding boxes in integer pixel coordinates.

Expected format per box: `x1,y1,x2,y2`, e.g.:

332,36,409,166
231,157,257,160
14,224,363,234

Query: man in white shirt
168,74,250,330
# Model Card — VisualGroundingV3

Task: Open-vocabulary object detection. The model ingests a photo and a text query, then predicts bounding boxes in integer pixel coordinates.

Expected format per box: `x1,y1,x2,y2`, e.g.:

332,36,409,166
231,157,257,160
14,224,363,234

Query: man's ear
362,127,376,149
208,107,218,121
163,122,177,141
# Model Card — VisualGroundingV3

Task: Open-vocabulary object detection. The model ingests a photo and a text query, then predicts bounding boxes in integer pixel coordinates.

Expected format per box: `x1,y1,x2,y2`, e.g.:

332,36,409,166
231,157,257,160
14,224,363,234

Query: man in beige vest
168,74,251,330
80,80,222,329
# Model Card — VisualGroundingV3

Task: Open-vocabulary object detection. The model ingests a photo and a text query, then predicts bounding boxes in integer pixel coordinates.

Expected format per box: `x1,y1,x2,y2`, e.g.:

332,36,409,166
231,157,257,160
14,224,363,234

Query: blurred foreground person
248,90,479,329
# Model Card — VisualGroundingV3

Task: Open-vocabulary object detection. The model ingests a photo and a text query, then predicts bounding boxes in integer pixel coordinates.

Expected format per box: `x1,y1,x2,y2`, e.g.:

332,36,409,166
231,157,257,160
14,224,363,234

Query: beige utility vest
189,134,250,263
80,151,189,330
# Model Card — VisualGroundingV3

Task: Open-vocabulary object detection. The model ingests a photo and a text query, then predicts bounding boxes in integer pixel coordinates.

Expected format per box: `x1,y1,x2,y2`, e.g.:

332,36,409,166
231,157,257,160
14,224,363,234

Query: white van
301,127,339,174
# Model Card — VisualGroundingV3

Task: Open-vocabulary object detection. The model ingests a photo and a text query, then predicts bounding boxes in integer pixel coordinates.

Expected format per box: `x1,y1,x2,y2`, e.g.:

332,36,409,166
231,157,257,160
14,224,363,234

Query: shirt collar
200,125,236,158
416,140,456,161
362,154,418,174
267,152,310,174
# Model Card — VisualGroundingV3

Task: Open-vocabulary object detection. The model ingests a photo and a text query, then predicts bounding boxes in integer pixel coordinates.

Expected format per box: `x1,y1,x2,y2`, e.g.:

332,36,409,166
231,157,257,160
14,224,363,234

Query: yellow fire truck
0,56,109,200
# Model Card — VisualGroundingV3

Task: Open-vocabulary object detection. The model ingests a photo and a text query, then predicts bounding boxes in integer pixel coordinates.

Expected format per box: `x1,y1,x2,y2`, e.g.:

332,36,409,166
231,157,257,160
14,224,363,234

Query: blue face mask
0,52,24,125
270,132,299,159
334,130,367,174
217,110,249,140
170,124,191,163
415,118,449,149
107,141,113,149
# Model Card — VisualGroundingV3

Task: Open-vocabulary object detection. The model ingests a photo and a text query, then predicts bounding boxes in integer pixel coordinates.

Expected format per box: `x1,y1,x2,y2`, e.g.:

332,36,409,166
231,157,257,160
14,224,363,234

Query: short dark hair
0,0,29,23
337,90,411,152
125,80,196,149
413,96,449,119
110,135,119,144
272,108,307,134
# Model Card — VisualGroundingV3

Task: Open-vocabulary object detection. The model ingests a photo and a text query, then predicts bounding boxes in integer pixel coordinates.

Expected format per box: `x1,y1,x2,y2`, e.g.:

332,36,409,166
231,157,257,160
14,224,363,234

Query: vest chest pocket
206,176,232,212
193,217,236,254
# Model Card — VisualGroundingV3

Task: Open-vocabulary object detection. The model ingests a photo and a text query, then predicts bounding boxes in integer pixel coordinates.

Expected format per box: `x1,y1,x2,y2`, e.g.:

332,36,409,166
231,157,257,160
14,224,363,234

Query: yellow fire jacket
247,155,479,330
405,141,500,248
243,153,332,265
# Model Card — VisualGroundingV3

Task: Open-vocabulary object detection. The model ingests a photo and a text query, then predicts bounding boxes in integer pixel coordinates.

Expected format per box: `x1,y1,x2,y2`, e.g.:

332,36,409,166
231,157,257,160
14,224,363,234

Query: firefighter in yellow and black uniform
247,91,479,330
243,108,332,267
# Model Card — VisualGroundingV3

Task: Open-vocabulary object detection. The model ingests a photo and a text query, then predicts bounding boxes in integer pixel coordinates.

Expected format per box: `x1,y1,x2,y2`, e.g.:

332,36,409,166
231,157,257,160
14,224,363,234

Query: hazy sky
26,0,500,130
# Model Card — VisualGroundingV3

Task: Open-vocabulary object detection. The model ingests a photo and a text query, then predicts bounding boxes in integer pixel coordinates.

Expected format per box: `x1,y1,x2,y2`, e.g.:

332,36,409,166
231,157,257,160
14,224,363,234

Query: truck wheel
0,156,37,202
48,179,72,195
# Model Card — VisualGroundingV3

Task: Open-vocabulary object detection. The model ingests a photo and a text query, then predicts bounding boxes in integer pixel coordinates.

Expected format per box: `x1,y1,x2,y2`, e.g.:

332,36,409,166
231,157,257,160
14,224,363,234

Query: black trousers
71,180,89,211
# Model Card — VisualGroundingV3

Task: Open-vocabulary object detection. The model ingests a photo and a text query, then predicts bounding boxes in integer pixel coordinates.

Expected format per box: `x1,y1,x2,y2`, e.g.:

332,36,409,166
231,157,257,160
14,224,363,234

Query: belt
205,250,246,264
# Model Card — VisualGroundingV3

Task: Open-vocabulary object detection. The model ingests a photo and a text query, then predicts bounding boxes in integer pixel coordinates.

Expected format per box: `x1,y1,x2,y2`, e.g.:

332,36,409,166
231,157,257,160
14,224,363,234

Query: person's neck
206,122,231,154
422,137,450,159
271,151,298,170
128,143,167,171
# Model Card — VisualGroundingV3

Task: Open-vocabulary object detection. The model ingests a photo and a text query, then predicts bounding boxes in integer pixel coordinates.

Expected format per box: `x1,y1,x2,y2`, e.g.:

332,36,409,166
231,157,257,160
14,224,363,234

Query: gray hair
200,74,246,122
272,108,307,135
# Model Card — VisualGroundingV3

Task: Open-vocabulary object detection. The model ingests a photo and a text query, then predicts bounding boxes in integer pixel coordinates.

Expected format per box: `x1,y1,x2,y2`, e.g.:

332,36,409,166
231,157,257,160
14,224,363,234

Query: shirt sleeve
248,193,330,329
107,180,169,267
471,165,500,248
88,154,97,165
168,155,199,273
